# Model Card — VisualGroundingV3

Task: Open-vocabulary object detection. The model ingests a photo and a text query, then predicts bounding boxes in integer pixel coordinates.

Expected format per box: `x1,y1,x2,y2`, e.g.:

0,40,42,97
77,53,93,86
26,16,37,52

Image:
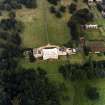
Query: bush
68,3,77,14
59,6,66,13
55,11,62,18
86,86,100,100
96,3,103,12
50,6,57,13
47,0,60,5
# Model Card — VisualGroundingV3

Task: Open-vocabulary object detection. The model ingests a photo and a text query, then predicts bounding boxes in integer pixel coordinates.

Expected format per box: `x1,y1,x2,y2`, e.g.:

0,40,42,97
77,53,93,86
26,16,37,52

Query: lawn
73,79,105,105
84,30,105,41
17,0,70,48
20,53,84,81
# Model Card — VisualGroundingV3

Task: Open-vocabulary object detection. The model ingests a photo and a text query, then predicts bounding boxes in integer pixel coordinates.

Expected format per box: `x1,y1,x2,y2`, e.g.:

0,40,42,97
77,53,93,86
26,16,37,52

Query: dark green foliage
71,8,94,24
49,6,63,18
47,0,61,5
68,8,94,42
1,68,62,105
59,6,66,13
83,46,90,56
59,60,105,81
0,0,37,10
68,20,80,41
55,11,62,18
50,6,57,13
0,14,23,70
96,3,103,12
85,86,99,100
68,3,77,14
73,0,78,2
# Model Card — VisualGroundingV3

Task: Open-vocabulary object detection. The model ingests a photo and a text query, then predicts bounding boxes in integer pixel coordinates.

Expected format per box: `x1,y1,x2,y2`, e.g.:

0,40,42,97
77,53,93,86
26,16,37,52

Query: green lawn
84,30,105,41
73,79,105,105
17,0,70,48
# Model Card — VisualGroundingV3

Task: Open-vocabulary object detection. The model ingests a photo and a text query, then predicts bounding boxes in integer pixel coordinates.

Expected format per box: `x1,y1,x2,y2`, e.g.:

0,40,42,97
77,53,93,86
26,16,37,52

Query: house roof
87,41,105,52
42,48,58,60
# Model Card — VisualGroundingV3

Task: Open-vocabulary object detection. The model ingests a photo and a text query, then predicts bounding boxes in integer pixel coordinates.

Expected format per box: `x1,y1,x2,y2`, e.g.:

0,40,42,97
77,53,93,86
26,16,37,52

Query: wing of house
42,48,58,60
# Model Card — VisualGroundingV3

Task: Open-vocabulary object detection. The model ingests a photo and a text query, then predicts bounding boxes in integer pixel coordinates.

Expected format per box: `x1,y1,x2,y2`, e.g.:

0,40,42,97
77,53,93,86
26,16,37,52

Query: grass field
84,30,105,41
17,0,70,48
73,79,105,105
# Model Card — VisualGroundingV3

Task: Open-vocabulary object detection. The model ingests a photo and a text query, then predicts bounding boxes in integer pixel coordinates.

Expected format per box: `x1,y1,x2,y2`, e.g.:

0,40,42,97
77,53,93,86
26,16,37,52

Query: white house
33,44,77,60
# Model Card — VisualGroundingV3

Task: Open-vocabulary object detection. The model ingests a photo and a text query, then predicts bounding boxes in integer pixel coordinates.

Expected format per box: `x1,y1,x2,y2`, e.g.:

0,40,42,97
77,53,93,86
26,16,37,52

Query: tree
55,11,62,18
0,0,37,10
50,6,57,14
47,0,60,5
1,68,63,105
85,86,100,100
96,3,103,12
68,3,77,14
75,8,94,24
67,8,94,42
59,6,66,13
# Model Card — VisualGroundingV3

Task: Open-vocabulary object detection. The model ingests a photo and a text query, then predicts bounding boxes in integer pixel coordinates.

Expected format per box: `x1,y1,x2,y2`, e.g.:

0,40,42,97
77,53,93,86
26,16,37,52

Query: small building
81,24,99,29
85,24,98,29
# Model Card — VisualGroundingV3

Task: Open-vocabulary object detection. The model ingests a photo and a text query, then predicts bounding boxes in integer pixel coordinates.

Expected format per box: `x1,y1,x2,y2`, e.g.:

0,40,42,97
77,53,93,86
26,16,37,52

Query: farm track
42,0,50,44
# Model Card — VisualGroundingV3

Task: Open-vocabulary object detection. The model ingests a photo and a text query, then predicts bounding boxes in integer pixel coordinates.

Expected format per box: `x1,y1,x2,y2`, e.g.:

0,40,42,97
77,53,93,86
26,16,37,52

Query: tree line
59,59,105,81
0,68,66,105
0,0,37,11
68,8,94,43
